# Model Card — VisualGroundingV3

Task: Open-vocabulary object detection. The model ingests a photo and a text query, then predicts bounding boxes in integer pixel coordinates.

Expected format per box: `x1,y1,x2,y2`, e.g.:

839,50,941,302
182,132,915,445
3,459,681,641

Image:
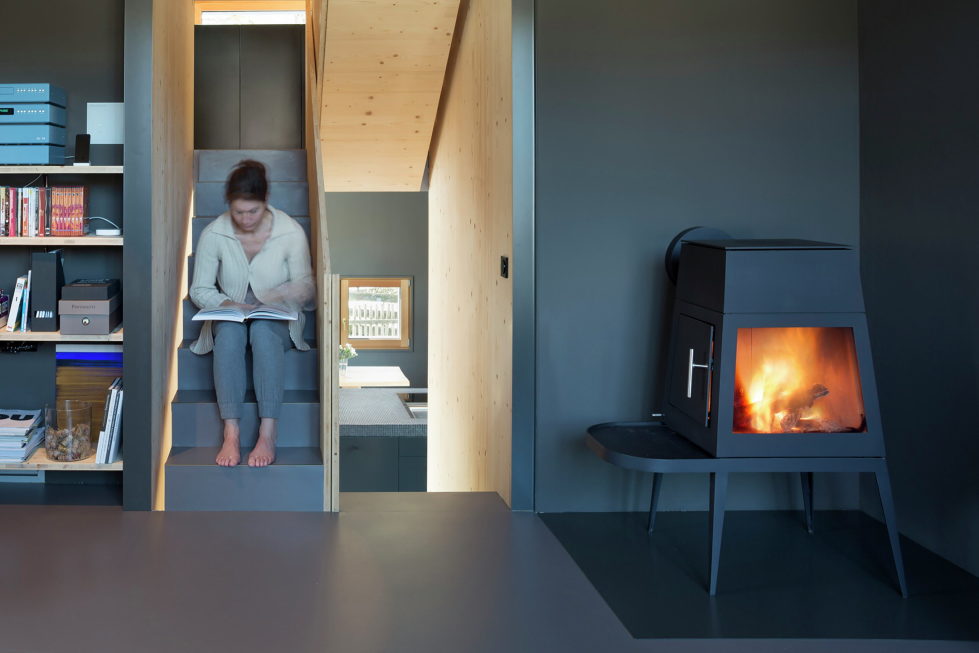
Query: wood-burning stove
665,239,886,458
585,235,907,596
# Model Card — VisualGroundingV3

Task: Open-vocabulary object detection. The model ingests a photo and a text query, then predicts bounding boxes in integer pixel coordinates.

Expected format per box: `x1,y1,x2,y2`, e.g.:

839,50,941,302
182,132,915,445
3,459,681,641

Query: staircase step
192,215,311,247
196,149,308,182
178,341,318,391
171,389,320,447
181,297,317,342
195,181,308,217
165,446,323,511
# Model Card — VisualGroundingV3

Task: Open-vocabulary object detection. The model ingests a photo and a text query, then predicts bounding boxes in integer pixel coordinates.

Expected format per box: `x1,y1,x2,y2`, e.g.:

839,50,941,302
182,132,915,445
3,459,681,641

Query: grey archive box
58,294,121,335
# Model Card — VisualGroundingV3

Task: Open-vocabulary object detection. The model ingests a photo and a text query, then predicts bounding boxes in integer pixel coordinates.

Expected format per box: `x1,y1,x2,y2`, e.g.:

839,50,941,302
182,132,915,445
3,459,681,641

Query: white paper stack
0,409,44,463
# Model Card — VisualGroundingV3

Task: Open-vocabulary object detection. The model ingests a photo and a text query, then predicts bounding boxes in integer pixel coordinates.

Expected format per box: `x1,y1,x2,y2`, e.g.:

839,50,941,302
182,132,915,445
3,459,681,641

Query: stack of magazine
0,409,44,463
96,378,123,464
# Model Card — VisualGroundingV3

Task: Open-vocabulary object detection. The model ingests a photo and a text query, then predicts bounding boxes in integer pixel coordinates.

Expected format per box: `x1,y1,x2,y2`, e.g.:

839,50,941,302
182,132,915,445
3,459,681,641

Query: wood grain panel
151,0,195,510
427,0,512,504
306,0,338,510
318,0,461,191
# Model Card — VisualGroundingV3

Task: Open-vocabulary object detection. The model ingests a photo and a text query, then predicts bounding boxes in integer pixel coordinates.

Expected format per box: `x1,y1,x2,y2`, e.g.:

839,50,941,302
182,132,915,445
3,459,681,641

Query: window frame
339,276,412,351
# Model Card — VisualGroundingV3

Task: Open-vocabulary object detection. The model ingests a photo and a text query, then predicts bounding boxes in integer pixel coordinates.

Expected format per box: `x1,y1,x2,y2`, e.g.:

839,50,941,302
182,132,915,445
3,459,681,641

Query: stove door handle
687,348,711,399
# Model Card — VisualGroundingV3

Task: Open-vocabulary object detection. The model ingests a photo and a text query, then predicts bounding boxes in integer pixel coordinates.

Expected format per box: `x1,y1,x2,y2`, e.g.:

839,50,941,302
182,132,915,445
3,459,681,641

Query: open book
192,304,298,323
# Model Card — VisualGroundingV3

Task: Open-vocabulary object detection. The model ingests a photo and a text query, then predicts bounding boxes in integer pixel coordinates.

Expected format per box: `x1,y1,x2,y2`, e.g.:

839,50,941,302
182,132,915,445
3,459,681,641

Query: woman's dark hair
225,159,269,203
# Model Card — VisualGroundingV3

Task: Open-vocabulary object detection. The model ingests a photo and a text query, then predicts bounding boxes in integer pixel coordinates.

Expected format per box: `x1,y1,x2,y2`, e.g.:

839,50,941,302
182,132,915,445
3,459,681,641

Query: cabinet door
668,314,714,427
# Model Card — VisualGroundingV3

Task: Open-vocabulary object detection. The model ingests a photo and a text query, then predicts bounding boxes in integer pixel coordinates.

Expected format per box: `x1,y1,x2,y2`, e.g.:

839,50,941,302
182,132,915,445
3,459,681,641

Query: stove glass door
733,326,867,433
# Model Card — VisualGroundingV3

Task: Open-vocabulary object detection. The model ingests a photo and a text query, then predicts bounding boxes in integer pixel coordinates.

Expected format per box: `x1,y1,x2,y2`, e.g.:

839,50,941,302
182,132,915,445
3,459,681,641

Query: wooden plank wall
306,0,338,510
427,0,513,504
150,0,195,509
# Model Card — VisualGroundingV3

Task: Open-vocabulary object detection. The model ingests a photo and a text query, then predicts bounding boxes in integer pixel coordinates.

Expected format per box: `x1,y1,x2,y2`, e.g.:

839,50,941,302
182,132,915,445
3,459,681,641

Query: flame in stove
733,327,867,434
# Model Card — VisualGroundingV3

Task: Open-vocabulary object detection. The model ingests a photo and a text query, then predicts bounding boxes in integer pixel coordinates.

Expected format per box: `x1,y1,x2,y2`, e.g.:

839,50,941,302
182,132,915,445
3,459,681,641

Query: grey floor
0,492,974,653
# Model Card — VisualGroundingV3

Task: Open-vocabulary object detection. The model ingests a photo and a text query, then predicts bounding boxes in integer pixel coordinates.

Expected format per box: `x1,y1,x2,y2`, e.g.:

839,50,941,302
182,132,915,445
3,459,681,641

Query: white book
106,389,123,464
19,269,31,332
95,379,120,463
31,188,38,237
4,275,26,332
192,304,298,323
98,384,121,464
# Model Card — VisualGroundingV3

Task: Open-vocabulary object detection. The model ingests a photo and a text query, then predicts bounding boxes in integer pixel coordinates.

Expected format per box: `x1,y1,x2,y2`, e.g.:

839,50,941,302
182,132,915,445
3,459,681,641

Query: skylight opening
201,10,306,25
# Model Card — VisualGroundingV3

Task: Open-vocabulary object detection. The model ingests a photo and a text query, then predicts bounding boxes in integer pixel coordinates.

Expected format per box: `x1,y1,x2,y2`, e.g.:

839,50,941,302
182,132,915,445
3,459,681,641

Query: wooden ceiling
317,0,461,191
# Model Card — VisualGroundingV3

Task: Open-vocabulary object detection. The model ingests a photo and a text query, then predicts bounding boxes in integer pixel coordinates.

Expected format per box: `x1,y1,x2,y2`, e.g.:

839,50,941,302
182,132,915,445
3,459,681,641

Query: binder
30,250,64,332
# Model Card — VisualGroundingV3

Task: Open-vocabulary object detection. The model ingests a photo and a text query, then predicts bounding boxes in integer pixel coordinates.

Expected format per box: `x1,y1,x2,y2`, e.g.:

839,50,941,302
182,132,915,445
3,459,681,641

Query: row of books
0,185,88,237
0,409,43,463
96,378,123,464
2,271,31,332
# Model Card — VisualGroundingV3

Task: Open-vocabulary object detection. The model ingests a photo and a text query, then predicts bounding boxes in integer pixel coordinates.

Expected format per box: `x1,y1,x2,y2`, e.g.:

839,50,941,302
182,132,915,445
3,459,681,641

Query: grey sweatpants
213,320,291,420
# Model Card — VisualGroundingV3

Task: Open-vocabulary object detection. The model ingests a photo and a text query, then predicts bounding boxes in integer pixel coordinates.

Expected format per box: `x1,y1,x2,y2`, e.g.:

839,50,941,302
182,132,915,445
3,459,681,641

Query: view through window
340,277,412,350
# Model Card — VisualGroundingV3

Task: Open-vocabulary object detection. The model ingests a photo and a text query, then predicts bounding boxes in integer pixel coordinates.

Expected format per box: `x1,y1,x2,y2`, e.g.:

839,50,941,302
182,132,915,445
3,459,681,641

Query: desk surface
340,365,410,388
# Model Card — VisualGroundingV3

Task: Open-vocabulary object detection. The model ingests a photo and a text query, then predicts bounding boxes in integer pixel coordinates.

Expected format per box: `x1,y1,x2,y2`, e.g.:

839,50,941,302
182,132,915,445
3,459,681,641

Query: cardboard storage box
58,294,121,335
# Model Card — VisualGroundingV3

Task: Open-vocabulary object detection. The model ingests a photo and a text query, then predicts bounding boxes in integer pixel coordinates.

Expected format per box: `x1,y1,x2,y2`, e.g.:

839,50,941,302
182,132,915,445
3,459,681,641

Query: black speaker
74,133,91,165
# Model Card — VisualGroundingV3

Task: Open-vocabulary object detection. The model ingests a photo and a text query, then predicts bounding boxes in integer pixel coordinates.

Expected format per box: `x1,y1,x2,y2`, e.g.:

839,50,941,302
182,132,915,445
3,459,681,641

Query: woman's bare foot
216,420,241,466
248,418,277,467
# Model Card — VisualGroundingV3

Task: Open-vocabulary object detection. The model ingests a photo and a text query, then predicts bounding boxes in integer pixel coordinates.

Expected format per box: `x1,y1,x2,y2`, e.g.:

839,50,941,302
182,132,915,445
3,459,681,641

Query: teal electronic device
0,84,67,107
0,145,66,165
0,104,67,126
0,124,67,146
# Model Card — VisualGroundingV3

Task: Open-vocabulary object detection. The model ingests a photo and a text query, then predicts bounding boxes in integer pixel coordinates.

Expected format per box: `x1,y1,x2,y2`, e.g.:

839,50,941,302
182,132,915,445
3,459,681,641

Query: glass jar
45,400,94,462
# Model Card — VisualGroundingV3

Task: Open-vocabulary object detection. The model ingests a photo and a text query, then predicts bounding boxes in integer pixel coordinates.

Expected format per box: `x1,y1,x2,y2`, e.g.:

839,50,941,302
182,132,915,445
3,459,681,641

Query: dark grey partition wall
511,0,536,512
123,0,194,510
859,0,979,577
533,0,861,512
122,0,154,510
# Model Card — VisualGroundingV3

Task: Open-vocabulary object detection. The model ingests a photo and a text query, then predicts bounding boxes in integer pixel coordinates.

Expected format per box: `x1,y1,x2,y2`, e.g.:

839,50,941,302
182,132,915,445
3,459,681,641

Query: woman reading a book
189,160,314,467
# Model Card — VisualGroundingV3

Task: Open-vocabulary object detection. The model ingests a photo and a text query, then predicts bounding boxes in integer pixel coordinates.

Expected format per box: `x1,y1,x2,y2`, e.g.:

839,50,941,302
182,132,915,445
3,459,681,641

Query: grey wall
326,193,428,387
194,26,304,150
859,1,979,576
535,0,861,512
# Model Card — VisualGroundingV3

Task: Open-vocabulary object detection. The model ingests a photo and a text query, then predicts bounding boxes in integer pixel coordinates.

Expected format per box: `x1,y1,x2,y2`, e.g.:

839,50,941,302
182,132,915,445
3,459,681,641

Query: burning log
772,384,829,431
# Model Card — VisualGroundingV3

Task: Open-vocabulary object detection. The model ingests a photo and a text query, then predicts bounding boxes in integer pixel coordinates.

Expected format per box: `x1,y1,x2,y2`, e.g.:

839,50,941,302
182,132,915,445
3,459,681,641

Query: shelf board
0,165,123,175
0,327,123,342
0,447,122,471
0,236,123,246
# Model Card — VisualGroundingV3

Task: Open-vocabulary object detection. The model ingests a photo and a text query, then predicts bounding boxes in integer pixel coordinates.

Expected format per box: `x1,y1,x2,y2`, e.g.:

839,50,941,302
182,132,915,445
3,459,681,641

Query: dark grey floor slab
0,499,968,653
196,149,307,182
195,180,308,217
177,342,318,391
165,446,323,511
171,389,319,447
339,491,507,512
540,510,979,641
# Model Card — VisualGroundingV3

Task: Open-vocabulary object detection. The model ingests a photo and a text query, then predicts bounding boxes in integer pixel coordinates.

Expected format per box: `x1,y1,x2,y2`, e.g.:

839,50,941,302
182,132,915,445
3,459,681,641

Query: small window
340,277,412,350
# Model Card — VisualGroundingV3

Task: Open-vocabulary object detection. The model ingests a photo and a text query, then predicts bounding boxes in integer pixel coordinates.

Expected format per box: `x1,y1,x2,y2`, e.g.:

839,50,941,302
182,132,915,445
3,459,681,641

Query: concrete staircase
165,150,323,511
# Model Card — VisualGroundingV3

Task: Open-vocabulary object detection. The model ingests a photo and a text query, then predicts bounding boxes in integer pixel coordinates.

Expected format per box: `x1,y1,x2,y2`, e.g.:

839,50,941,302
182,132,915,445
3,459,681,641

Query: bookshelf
0,166,123,175
0,237,123,247
0,327,123,343
1,157,126,478
0,447,123,472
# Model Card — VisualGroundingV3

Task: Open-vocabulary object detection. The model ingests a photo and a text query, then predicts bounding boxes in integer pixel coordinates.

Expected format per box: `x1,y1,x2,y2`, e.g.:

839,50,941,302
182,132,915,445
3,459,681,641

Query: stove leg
874,466,909,597
708,471,729,596
647,473,663,533
800,472,815,534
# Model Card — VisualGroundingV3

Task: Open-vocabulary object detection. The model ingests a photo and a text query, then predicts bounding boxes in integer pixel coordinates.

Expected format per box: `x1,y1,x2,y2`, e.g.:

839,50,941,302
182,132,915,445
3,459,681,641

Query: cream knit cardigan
189,206,315,355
